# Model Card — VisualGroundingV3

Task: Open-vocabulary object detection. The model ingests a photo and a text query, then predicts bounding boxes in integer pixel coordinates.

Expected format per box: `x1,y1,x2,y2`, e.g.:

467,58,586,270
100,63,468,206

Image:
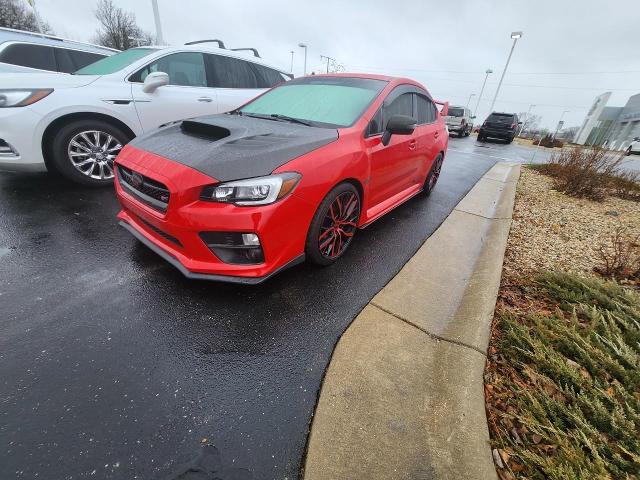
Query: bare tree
518,112,542,137
92,0,153,50
0,0,53,33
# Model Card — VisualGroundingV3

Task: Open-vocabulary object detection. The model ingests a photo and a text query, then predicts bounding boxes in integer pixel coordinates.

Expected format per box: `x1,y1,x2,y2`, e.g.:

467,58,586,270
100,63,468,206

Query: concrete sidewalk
304,162,520,480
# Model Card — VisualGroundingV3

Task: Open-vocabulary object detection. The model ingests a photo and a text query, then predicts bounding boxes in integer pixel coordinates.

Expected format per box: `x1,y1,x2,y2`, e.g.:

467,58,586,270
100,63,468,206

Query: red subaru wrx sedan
114,74,449,284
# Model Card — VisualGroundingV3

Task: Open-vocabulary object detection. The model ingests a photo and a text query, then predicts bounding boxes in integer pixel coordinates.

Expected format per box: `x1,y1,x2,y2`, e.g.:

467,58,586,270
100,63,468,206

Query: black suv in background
478,112,521,143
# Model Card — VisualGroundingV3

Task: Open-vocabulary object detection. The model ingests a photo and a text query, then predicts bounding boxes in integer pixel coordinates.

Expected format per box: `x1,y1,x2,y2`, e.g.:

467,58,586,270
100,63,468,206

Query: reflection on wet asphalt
1,137,509,479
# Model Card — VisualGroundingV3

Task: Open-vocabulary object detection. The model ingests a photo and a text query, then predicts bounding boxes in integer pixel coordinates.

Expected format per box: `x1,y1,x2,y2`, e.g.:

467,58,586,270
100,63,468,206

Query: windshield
239,77,387,128
74,48,155,75
447,107,464,117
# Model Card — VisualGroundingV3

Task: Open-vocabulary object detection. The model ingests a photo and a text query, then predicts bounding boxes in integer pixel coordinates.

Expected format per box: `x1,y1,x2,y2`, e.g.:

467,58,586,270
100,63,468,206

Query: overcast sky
36,0,640,129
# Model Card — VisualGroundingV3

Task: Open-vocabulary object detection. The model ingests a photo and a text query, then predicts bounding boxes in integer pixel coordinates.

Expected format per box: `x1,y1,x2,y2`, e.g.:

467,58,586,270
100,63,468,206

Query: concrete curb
303,162,520,480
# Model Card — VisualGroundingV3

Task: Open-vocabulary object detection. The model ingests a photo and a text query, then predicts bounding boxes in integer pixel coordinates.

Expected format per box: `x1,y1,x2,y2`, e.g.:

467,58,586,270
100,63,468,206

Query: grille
117,165,170,213
0,139,18,158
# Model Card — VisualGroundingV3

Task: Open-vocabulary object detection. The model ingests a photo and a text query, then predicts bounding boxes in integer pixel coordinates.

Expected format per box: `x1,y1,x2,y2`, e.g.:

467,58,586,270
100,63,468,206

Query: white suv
0,41,291,186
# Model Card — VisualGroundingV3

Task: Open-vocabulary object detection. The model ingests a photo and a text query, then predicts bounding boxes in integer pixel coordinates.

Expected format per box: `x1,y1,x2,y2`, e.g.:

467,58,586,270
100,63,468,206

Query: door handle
434,131,440,138
197,97,213,102
408,139,417,150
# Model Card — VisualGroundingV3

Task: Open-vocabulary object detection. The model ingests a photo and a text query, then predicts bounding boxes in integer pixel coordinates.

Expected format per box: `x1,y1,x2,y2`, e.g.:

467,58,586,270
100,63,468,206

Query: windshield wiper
270,114,311,126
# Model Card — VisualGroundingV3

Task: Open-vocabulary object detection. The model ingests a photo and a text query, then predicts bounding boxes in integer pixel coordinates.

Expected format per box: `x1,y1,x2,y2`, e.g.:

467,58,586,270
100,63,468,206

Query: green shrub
489,272,640,479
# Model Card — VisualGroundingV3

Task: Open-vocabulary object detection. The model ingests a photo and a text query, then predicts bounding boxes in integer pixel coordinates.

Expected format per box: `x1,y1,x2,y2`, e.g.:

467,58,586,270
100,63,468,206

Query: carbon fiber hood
128,114,338,182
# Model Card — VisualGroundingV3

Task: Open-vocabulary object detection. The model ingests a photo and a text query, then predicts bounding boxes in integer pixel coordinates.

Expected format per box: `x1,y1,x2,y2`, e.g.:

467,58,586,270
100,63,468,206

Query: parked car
0,40,292,185
444,105,474,137
0,27,116,74
625,137,639,155
478,112,521,143
114,74,449,283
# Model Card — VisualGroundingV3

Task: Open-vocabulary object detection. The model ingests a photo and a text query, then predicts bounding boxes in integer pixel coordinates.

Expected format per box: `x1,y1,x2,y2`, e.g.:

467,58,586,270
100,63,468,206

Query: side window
367,108,384,136
130,52,207,87
54,48,76,73
385,93,414,122
416,94,437,124
68,50,104,70
252,63,287,88
0,43,56,71
207,54,261,89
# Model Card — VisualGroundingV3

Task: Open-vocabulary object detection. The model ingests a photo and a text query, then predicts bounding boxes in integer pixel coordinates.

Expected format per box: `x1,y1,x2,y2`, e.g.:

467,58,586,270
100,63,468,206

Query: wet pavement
2,137,534,479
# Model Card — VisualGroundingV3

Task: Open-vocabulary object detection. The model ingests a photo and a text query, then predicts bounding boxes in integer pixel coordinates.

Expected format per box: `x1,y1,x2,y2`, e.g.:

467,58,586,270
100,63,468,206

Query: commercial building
573,92,640,150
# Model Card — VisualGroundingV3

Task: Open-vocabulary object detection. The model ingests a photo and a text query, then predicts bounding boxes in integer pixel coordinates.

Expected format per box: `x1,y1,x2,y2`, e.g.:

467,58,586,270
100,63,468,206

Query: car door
205,54,267,113
414,93,441,173
130,51,218,132
366,89,421,207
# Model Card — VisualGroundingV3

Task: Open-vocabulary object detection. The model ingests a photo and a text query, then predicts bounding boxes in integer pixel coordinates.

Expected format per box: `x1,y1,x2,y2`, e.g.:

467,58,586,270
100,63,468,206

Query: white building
574,92,640,150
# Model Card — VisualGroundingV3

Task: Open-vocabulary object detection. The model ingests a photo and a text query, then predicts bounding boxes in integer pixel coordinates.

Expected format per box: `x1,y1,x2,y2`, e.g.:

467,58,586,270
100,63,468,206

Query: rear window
488,113,514,121
447,107,465,117
207,54,262,89
0,43,56,71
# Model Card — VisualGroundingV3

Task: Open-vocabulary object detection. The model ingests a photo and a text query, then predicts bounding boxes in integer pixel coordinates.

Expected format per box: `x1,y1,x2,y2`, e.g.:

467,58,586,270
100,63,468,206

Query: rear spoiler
434,100,449,117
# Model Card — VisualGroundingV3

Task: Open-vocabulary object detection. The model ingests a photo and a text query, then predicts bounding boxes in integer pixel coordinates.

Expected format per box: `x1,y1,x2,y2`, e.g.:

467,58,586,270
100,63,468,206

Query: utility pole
474,69,493,118
151,0,165,45
320,54,336,74
489,31,523,113
289,50,294,74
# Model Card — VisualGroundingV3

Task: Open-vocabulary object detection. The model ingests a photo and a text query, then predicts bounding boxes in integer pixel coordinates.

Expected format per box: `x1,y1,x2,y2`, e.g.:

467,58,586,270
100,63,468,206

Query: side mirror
471,115,476,119
518,121,523,125
142,71,169,93
382,114,416,146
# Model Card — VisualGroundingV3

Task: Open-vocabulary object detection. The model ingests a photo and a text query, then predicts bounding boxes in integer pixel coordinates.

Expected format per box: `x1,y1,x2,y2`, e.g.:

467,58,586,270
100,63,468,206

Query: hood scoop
181,120,231,141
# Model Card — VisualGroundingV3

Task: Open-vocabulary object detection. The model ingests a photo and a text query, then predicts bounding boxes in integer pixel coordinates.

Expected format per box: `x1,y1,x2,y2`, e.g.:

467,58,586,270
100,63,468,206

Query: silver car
444,106,474,138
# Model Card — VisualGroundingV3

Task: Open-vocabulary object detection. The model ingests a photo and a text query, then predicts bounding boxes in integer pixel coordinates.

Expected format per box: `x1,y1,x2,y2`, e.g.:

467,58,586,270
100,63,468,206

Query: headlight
0,89,53,108
200,172,301,206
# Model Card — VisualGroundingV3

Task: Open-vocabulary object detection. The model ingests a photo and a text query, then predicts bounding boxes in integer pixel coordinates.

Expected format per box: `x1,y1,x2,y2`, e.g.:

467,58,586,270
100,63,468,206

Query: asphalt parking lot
0,138,560,479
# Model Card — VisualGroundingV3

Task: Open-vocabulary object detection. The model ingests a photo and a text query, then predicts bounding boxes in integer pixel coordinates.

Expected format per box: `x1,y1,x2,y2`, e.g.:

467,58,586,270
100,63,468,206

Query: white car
0,26,117,74
625,137,639,156
0,40,291,185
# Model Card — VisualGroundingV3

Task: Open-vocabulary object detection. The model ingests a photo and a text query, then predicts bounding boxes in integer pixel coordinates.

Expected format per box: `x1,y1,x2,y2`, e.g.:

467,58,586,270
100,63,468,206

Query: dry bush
532,146,627,201
608,170,640,201
595,226,640,281
538,134,564,148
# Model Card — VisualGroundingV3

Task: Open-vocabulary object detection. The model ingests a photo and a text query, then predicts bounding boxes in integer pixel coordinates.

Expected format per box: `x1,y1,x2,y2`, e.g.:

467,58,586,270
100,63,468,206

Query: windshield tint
239,77,387,128
74,48,155,75
447,107,464,117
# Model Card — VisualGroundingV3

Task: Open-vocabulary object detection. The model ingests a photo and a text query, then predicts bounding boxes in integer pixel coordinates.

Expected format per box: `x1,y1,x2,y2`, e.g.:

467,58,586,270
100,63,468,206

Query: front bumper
115,146,314,283
0,106,47,172
446,124,463,133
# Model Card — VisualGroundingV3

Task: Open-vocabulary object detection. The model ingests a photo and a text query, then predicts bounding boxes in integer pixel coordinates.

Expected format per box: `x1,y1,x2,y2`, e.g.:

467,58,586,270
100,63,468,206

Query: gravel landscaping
503,167,640,283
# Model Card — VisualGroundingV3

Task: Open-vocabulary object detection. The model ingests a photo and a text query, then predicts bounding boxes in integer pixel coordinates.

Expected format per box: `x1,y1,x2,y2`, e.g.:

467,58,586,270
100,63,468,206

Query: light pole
474,69,493,118
151,0,165,45
298,43,308,75
289,50,294,74
465,93,476,109
518,104,536,137
489,31,523,113
552,110,570,140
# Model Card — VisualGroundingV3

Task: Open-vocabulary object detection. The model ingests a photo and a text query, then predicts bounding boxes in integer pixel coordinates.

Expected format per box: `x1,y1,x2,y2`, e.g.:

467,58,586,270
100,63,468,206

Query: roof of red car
300,72,417,84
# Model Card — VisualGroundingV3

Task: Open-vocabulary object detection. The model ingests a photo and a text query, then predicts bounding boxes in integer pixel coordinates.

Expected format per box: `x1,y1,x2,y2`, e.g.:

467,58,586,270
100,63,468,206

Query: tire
305,183,361,266
626,147,632,156
49,119,131,187
423,153,443,196
458,129,464,138
477,134,485,142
